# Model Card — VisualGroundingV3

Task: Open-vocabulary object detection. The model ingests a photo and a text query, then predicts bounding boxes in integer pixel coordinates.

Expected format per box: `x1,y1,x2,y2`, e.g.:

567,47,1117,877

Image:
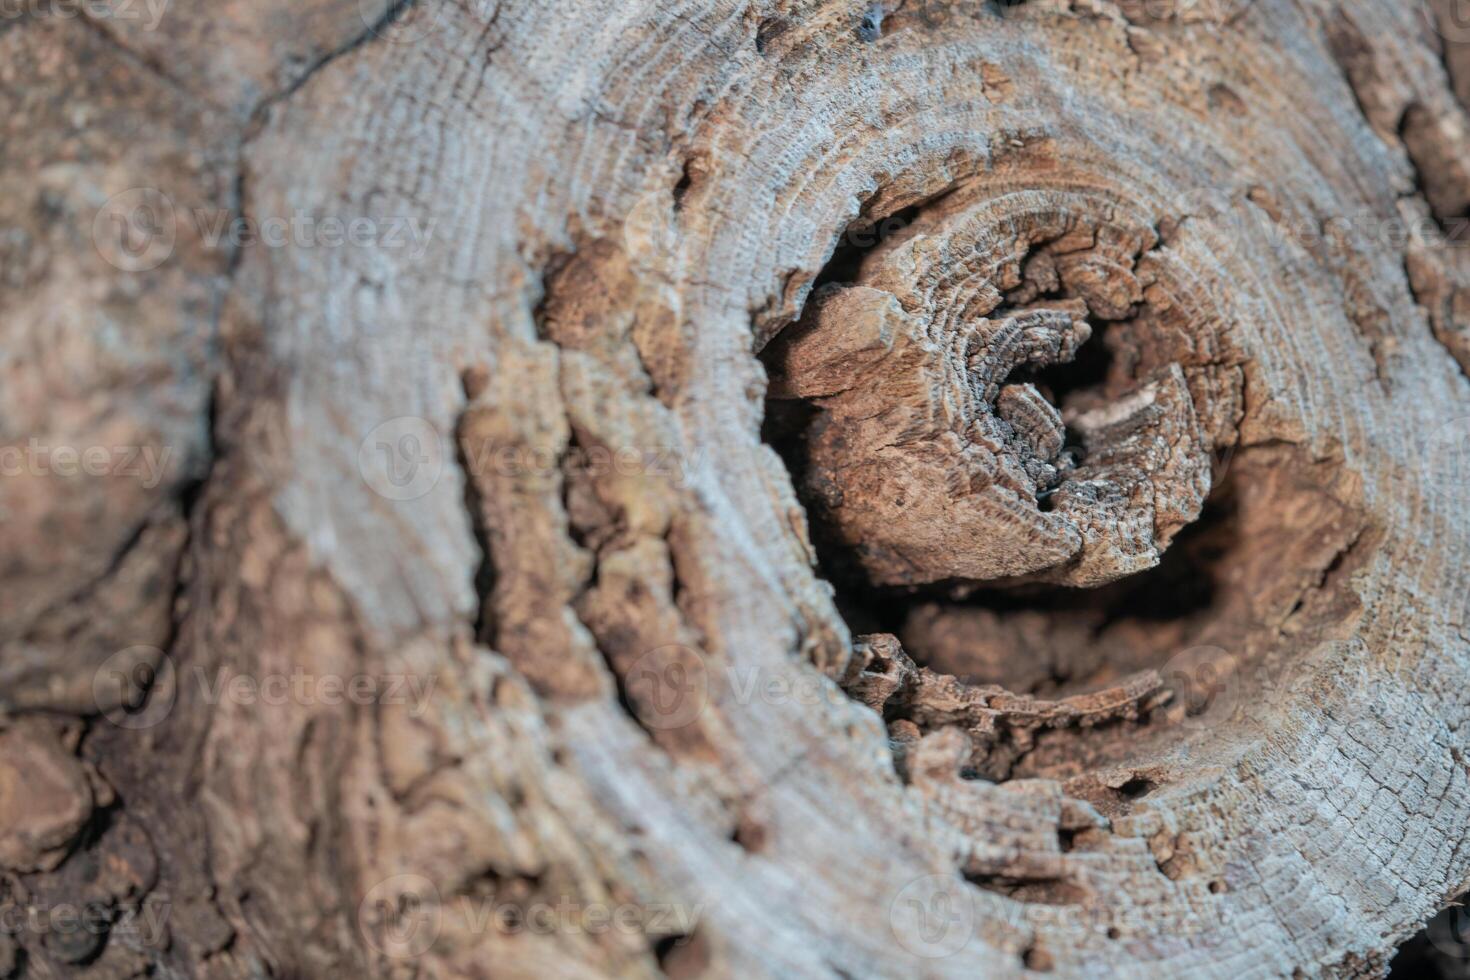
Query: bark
4,0,1470,977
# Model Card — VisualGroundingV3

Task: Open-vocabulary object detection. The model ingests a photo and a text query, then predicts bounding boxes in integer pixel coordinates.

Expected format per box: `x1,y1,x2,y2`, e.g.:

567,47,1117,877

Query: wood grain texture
4,1,1470,977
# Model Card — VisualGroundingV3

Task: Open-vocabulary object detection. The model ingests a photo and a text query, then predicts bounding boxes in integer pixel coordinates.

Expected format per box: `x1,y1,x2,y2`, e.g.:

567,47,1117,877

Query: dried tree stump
5,0,1470,977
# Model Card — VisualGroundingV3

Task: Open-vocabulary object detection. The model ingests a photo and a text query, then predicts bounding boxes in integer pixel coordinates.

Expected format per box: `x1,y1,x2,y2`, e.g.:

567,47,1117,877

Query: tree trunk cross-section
4,0,1470,977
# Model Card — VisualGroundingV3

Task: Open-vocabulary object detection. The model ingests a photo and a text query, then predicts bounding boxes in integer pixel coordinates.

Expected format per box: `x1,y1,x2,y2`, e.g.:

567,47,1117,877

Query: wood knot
763,184,1243,591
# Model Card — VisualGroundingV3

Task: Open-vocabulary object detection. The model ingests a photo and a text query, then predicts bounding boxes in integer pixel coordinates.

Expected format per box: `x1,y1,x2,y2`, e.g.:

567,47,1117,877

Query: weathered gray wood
4,1,1470,977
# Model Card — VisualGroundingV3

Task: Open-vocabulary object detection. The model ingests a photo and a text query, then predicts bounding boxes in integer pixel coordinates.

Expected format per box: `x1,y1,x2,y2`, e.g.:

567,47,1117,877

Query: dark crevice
1398,101,1470,234
1398,104,1431,203
673,161,696,211
760,188,968,560
456,369,499,645
459,866,544,903
843,488,1229,704
812,204,923,290
759,399,820,502
1022,942,1055,973
895,475,1236,698
730,809,768,853
1328,9,1470,235
1388,898,1470,979
760,192,925,620
754,16,787,55
604,649,661,742
70,379,219,729
560,427,604,560
963,871,1088,907
1006,316,1117,480
1317,525,1364,589
1117,776,1156,799
557,507,664,746
1009,319,1116,412
881,440,1371,788
655,928,711,980
154,380,217,641
530,248,579,342
804,182,967,296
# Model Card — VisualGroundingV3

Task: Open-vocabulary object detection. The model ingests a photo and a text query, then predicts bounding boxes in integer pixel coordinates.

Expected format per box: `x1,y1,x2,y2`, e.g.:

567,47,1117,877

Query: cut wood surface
4,0,1470,977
